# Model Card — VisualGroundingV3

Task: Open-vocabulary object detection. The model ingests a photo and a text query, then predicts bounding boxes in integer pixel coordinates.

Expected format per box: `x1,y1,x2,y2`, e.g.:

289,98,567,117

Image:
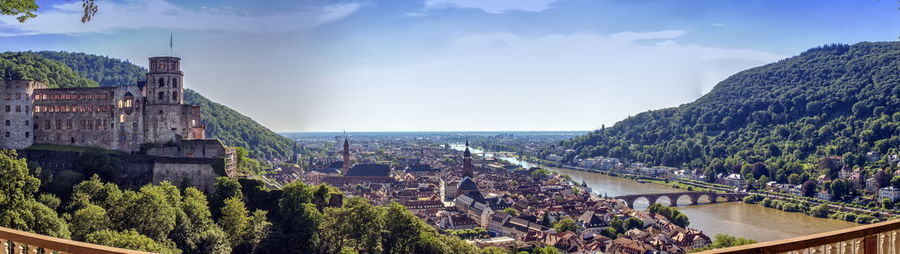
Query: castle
0,56,235,191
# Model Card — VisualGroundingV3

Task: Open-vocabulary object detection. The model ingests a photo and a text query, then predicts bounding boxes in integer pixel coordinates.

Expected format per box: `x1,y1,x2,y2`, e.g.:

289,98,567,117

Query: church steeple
462,138,473,178
342,131,350,175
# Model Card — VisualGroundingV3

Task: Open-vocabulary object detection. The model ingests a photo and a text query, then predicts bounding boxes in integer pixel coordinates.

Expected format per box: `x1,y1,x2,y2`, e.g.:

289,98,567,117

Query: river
452,145,859,242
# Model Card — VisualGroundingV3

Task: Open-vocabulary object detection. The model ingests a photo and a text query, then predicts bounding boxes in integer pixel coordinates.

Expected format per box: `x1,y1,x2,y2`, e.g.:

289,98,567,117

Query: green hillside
559,42,900,182
1,51,295,159
0,52,97,88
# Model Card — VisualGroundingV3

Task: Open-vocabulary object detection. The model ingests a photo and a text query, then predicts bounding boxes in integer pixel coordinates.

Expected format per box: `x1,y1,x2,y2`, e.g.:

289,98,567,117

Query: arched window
124,92,134,108
119,114,126,123
158,92,165,100
172,91,178,101
158,78,165,87
173,78,179,87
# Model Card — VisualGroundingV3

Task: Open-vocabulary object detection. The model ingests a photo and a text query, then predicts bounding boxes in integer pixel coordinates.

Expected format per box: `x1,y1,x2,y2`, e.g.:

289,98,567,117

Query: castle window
173,78,178,87
44,121,50,130
172,91,178,101
4,105,8,112
4,132,8,138
25,132,29,138
132,122,138,131
119,114,126,123
117,100,123,108
66,119,72,130
159,78,165,87
55,120,61,130
15,105,21,112
4,120,9,126
158,92,164,101
25,120,28,126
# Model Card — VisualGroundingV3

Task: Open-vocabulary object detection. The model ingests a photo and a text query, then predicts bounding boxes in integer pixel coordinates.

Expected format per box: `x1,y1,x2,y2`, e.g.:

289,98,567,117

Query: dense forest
34,51,146,88
558,42,900,184
0,51,296,159
0,52,97,88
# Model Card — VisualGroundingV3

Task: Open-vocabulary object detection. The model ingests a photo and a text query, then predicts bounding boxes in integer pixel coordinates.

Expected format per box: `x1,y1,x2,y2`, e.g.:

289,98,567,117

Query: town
264,132,712,253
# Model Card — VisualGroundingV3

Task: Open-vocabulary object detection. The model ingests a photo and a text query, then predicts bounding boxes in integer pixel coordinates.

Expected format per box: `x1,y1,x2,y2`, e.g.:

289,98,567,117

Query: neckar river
453,145,859,242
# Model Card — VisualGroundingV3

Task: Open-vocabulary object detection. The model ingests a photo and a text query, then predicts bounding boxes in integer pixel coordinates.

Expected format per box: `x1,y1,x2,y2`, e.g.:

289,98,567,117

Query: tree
85,229,178,254
875,170,891,189
70,204,112,240
211,177,243,219
802,180,817,197
552,218,577,232
891,176,900,189
0,0,96,22
692,234,757,251
788,174,803,185
673,214,690,228
624,217,643,230
218,197,250,248
829,180,851,201
276,182,322,253
0,150,69,238
382,202,422,254
882,199,894,210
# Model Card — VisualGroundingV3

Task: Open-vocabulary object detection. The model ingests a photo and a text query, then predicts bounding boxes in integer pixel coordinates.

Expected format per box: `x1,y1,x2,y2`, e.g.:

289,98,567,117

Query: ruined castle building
0,81,46,149
1,57,208,153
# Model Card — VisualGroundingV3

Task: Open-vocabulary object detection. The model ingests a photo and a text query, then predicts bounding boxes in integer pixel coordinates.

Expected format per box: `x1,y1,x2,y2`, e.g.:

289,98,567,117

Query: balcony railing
700,219,900,254
0,226,152,254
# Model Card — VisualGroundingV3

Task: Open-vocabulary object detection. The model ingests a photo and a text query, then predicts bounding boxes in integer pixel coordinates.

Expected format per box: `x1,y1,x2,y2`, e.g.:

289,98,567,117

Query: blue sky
1,0,898,131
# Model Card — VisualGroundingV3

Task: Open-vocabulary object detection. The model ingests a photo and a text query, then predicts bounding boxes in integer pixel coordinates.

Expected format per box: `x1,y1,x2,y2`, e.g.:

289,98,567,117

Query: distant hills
1,51,296,159
558,42,899,181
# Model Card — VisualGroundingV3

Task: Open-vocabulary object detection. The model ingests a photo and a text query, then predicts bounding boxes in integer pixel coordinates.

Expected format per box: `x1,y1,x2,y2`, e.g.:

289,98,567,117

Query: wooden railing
700,219,900,254
0,226,153,254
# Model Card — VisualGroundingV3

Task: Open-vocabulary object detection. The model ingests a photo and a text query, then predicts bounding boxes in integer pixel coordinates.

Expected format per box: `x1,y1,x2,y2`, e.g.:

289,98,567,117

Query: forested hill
1,51,295,159
0,52,97,88
560,42,900,182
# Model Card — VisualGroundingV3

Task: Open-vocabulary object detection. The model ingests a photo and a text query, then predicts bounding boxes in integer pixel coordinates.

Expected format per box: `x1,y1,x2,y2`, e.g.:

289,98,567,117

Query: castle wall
20,149,223,191
32,86,145,152
152,159,220,192
143,104,193,144
0,81,44,149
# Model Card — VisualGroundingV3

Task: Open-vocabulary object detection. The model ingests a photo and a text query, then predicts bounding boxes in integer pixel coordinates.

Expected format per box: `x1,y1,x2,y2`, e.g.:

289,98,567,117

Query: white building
879,187,900,201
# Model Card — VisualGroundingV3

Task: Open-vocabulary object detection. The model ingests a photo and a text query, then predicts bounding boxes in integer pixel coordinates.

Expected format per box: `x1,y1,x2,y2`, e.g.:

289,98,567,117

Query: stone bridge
613,192,748,208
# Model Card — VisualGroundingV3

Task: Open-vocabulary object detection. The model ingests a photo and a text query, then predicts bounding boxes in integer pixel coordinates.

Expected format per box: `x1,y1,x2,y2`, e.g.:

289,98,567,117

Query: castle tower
145,57,183,105
143,56,198,144
342,133,351,174
462,139,473,178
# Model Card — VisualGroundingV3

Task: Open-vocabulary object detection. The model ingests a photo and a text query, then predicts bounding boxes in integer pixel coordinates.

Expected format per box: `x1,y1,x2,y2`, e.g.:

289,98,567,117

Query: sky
0,0,898,132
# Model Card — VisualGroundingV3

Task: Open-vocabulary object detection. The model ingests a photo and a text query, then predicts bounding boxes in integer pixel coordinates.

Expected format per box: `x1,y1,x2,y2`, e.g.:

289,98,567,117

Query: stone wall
0,81,45,149
19,149,222,191
152,158,221,193
32,85,145,152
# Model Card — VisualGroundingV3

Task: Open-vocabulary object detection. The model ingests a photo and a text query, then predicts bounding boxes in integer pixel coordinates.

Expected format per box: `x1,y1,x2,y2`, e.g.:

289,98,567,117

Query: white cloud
309,30,786,131
0,0,361,36
424,0,561,13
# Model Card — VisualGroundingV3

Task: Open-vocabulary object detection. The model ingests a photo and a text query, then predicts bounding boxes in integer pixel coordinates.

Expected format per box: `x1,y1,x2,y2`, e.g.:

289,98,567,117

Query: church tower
462,139,473,178
342,133,351,174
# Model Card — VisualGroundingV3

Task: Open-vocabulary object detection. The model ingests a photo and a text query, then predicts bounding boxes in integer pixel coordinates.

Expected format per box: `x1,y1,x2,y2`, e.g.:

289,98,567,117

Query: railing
0,226,153,254
700,219,900,254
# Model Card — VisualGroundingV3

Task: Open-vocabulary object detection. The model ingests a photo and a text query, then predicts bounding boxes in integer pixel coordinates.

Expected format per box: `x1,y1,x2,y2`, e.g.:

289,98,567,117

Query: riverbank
524,158,900,226
452,145,861,241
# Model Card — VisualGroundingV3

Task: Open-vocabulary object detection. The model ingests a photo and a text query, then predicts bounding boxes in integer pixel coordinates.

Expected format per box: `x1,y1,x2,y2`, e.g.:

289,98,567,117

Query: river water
453,145,859,242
